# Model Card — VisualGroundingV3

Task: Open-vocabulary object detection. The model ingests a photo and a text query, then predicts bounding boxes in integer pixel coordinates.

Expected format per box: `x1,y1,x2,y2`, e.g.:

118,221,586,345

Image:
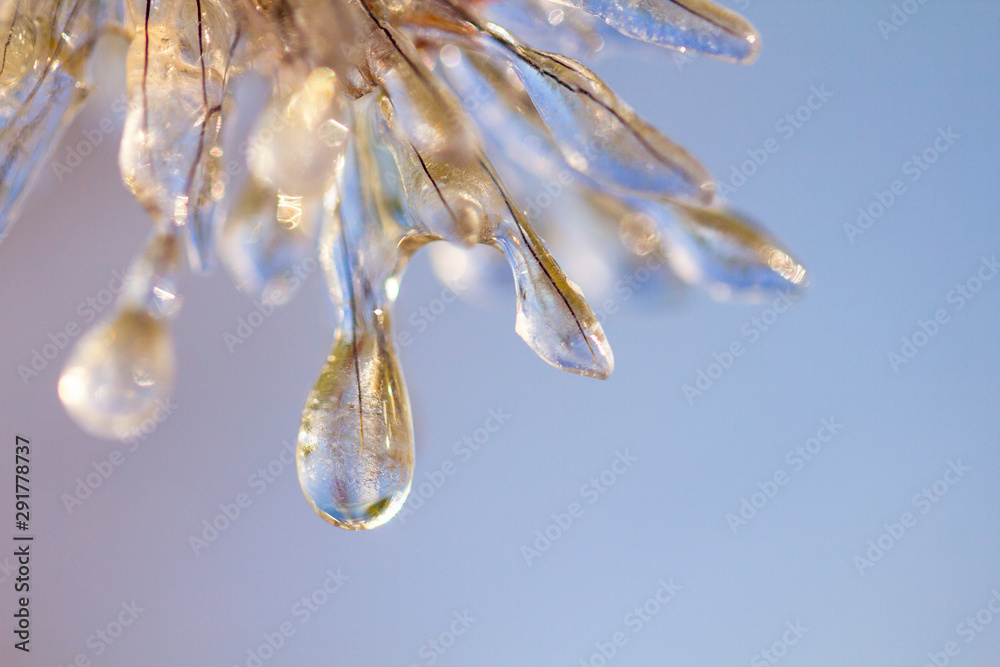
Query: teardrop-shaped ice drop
297,332,414,530
495,217,614,380
246,67,349,196
219,179,318,305
58,308,175,440
463,26,715,204
661,202,808,301
0,1,91,243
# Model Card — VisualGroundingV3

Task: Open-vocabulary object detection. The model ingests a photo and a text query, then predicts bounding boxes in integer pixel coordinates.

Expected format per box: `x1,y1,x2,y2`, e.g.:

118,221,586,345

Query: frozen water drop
247,68,349,195
496,222,614,380
58,309,175,440
297,333,414,530
662,202,808,301
549,0,761,63
220,180,318,304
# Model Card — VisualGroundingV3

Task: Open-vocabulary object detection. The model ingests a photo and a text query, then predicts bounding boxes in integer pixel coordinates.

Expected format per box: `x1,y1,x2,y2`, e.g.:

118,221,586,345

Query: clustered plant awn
0,0,805,529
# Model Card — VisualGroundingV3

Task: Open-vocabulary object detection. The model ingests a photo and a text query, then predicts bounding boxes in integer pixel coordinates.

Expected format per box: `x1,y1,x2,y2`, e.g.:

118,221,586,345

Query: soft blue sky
1,2,998,665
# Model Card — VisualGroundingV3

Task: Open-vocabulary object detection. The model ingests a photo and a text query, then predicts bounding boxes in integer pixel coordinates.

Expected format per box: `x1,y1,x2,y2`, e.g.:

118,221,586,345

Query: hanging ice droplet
118,232,185,318
495,224,614,379
434,25,715,204
58,309,175,440
660,202,808,301
297,124,415,530
547,0,761,63
362,88,614,378
0,0,93,243
297,332,414,530
219,179,318,305
246,68,349,196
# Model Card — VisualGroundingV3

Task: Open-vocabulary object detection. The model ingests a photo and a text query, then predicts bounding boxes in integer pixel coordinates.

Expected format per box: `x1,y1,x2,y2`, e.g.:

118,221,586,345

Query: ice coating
0,0,805,530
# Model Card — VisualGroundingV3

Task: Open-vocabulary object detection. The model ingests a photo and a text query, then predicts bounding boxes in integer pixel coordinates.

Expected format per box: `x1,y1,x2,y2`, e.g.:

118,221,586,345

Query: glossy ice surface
0,0,803,529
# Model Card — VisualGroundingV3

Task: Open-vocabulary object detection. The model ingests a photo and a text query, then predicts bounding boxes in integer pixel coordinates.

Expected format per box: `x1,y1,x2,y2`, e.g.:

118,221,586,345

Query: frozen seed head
1,0,799,530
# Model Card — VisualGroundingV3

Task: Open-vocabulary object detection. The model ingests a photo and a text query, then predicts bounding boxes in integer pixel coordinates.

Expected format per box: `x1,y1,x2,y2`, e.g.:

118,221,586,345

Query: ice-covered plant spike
58,231,184,439
0,0,807,529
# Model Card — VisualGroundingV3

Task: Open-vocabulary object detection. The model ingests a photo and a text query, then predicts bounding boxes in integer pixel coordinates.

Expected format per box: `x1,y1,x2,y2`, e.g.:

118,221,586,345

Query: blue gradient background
1,1,999,665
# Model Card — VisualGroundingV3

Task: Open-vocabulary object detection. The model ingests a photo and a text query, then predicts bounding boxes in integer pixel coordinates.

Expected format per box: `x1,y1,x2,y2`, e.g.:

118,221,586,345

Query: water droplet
539,0,760,62
120,232,185,318
297,333,413,530
663,202,808,301
58,309,175,440
0,4,89,244
247,67,349,195
469,28,714,204
496,221,614,380
220,180,318,304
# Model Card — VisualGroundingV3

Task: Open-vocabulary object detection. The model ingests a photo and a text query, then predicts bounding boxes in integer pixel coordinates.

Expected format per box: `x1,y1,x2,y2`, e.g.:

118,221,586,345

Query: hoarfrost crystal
1,0,806,529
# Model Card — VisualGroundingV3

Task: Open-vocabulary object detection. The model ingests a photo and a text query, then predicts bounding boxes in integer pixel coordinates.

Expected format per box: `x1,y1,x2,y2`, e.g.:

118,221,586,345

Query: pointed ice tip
700,3,762,65
689,3,762,64
738,31,762,65
516,312,615,380
538,344,615,380
555,337,615,380
585,330,615,380
583,345,614,380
